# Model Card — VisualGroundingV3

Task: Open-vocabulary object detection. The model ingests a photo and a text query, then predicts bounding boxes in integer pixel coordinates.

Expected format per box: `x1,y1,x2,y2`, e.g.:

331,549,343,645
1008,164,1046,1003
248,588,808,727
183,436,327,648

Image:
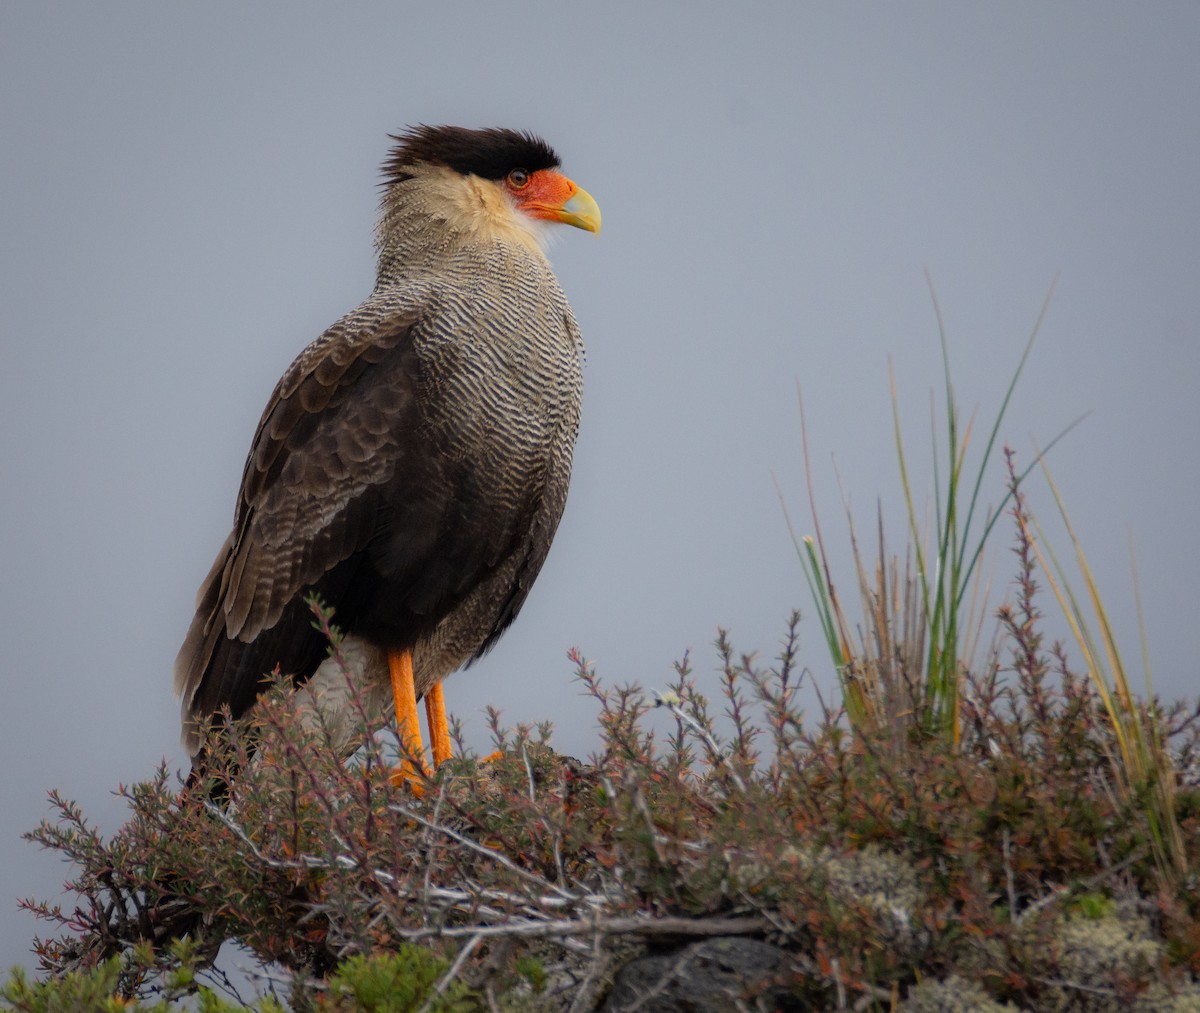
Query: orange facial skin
505,168,602,233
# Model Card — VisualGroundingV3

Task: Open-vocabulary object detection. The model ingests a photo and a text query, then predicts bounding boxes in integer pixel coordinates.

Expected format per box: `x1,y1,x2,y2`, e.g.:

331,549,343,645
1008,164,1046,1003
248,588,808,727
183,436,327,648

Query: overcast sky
3,2,1198,974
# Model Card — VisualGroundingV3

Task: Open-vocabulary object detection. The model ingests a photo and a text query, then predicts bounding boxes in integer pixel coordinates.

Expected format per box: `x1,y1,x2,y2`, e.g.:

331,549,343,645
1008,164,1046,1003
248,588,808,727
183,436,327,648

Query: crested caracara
174,125,599,782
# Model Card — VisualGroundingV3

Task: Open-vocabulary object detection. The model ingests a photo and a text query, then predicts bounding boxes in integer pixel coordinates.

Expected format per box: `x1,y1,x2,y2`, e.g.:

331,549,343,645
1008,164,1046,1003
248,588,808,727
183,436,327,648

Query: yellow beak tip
561,187,602,235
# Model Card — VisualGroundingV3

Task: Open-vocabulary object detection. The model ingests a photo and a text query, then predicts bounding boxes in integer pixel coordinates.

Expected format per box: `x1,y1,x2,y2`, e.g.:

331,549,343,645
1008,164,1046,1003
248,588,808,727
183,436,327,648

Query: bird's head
377,125,600,259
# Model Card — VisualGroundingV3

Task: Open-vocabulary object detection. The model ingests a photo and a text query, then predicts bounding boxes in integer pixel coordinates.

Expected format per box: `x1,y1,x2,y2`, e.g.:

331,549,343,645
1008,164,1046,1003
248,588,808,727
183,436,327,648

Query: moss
804,845,928,958
900,975,1024,1013
1038,913,1200,1013
315,949,478,1012
0,958,287,1013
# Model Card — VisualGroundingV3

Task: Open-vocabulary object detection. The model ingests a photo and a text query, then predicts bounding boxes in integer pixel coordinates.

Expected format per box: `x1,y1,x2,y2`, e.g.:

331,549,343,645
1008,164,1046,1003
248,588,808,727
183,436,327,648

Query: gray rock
599,936,803,1012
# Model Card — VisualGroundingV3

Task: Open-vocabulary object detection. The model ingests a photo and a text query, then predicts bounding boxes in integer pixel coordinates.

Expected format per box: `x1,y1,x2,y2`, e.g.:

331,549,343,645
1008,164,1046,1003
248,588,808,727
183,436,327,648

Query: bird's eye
507,169,530,189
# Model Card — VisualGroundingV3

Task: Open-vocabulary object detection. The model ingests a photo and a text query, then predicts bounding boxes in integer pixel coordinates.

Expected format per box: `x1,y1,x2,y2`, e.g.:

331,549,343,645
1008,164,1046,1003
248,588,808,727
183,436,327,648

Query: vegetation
10,303,1200,1010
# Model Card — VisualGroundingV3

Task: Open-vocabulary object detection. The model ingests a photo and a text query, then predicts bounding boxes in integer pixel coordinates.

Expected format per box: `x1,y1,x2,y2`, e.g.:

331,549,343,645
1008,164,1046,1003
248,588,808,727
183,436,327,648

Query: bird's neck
374,169,551,286
374,219,462,286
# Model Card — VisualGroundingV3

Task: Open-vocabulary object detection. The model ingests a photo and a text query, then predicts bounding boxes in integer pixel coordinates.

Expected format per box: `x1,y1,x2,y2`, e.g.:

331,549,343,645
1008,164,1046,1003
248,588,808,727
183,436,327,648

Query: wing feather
175,298,425,733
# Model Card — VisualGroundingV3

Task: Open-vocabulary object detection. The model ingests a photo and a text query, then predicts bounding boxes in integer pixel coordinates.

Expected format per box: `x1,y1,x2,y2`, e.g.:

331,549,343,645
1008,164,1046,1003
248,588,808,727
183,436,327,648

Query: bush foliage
9,466,1200,1011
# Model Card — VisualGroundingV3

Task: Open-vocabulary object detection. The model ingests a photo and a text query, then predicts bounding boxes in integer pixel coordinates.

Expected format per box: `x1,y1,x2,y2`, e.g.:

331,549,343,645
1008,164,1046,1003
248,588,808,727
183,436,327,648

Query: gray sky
3,2,1198,973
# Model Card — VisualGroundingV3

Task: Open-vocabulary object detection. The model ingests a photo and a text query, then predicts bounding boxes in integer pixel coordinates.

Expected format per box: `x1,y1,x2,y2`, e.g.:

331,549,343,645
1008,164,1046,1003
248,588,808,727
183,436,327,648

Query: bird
174,124,600,785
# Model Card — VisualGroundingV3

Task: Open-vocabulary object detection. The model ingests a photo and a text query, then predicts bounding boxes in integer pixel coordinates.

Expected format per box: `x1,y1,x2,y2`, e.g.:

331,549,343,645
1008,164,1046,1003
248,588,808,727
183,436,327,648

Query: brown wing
174,298,425,749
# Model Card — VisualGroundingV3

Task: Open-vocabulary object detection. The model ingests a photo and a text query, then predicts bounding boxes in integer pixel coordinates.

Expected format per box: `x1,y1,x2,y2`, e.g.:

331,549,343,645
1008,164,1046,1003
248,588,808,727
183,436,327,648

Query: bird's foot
389,653,453,796
390,758,431,796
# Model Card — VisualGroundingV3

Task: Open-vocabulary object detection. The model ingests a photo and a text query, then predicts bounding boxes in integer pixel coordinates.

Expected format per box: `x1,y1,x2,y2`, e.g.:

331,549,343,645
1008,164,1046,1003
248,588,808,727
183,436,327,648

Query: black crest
382,125,560,187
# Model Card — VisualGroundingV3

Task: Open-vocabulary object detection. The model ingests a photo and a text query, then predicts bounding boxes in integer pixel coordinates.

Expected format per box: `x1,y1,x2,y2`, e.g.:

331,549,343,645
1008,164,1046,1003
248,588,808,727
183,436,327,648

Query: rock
599,936,804,1012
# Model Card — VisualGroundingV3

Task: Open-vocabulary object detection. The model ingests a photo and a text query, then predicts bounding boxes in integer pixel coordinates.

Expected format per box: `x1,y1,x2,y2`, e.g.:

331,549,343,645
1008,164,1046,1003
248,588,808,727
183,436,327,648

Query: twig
1001,828,1018,922
204,801,332,872
566,930,611,1013
418,933,483,1013
390,802,582,903
652,691,747,792
392,913,770,944
618,945,700,1012
831,955,846,1009
521,742,537,804
1033,975,1118,998
1014,850,1146,926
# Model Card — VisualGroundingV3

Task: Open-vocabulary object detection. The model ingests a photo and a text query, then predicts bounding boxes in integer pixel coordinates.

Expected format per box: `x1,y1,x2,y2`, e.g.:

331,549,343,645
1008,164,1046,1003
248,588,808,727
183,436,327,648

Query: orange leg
425,681,453,767
388,649,428,786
